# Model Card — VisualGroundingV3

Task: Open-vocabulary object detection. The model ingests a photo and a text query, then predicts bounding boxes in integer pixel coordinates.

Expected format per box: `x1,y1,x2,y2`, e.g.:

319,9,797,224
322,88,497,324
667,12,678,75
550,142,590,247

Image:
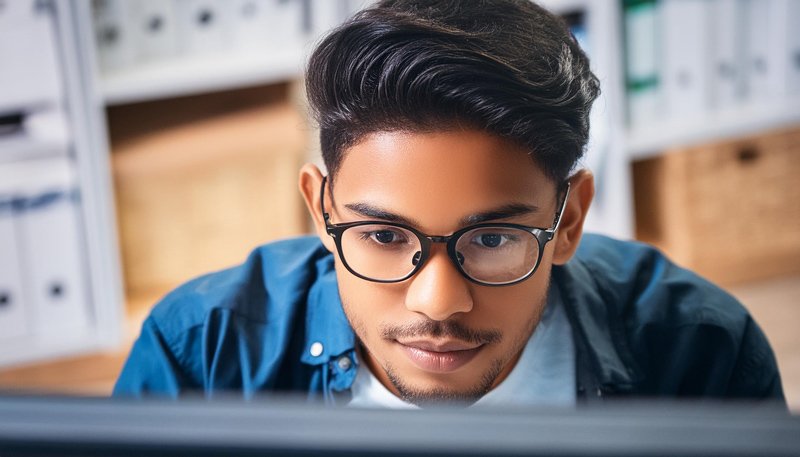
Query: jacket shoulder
147,236,330,349
568,234,783,398
116,236,332,395
573,234,746,328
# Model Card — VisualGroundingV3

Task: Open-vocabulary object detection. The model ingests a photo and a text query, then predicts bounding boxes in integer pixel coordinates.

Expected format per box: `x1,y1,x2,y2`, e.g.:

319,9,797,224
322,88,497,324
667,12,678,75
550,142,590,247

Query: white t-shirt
345,286,576,409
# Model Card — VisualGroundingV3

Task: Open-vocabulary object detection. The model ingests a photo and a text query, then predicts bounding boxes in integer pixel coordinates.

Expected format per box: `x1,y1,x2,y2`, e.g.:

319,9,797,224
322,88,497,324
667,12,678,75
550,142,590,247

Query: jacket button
309,342,324,357
337,356,352,371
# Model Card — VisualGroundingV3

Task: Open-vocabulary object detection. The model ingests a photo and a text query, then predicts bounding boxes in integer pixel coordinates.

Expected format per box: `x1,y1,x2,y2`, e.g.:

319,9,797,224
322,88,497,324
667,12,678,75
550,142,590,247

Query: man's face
324,129,562,406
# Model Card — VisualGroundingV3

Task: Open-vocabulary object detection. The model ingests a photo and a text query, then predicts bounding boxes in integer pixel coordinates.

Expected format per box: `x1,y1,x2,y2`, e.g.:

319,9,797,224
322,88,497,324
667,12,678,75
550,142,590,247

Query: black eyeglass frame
320,176,571,287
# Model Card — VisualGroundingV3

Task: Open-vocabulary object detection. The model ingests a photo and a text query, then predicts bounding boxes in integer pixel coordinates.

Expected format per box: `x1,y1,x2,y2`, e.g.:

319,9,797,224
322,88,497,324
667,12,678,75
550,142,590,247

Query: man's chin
384,360,505,407
396,387,485,408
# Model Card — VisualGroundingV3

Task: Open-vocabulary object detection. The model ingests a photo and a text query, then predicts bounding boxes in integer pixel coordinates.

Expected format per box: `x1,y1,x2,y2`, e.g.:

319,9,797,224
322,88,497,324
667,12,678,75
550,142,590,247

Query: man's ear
551,169,594,265
298,163,336,253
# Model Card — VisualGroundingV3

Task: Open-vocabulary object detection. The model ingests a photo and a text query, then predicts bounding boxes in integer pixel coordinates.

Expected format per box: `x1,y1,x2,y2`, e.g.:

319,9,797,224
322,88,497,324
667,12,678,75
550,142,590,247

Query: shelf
0,110,71,164
101,46,306,106
0,138,69,165
538,0,589,14
626,98,800,159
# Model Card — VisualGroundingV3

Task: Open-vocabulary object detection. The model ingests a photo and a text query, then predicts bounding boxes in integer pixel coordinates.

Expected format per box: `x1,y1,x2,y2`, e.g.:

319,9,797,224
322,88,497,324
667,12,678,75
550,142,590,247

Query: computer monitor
0,394,797,456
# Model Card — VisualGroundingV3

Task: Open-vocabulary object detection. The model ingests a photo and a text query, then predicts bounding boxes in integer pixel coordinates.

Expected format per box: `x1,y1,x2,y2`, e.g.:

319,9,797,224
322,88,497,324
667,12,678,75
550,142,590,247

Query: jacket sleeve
112,316,197,398
726,316,785,400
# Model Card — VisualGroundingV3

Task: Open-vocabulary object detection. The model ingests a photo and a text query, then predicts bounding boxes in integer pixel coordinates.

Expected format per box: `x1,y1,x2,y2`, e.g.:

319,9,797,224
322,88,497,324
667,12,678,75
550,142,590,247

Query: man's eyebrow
343,202,539,228
459,203,539,226
344,203,422,227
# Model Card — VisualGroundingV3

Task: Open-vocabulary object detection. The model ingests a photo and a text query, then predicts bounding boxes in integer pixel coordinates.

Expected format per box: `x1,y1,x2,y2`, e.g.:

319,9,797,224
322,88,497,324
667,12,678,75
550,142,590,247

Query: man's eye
359,229,406,244
474,233,506,248
373,230,398,244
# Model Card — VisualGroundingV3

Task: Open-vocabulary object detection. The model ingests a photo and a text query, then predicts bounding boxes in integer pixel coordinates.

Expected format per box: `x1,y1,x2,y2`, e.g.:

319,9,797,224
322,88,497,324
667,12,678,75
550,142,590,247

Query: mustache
380,319,502,345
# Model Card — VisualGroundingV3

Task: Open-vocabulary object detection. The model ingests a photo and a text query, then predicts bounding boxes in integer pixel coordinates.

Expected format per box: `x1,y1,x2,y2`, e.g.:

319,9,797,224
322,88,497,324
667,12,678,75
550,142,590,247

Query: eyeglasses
320,176,570,287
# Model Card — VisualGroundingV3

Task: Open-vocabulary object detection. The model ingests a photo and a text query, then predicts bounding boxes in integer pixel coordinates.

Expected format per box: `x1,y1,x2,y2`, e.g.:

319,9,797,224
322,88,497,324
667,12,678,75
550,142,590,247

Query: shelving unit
0,0,123,368
1,0,320,378
540,0,800,244
92,0,369,106
626,96,800,159
90,0,345,300
97,0,800,256
102,46,306,106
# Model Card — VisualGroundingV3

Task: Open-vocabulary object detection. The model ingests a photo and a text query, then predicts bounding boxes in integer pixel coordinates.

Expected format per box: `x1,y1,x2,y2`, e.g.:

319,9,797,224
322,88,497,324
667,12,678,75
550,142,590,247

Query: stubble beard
383,357,505,407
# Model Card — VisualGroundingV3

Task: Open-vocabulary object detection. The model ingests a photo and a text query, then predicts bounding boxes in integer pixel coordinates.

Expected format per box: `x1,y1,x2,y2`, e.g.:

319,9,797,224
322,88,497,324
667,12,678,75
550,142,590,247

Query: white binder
229,0,274,53
661,0,710,120
789,0,800,96
763,0,793,99
0,197,29,342
0,0,34,25
10,158,92,340
175,0,230,56
345,0,374,15
228,0,306,52
311,0,370,36
0,0,63,114
272,0,307,48
708,0,746,110
622,0,661,129
92,0,138,73
742,0,791,102
133,0,179,63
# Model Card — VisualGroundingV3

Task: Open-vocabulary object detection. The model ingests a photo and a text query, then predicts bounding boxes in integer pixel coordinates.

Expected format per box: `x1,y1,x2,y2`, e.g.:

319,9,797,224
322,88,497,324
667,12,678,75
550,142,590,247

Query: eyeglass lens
339,224,540,284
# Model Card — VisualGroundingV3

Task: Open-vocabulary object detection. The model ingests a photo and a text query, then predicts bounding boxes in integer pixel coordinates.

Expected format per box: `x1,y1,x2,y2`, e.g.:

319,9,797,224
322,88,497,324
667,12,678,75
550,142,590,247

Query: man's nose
404,245,474,321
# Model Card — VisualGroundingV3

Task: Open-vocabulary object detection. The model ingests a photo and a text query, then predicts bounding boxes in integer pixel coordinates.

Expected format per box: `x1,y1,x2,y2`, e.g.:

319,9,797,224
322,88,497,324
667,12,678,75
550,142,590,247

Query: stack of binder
92,0,371,75
0,160,92,347
622,0,800,130
0,1,93,363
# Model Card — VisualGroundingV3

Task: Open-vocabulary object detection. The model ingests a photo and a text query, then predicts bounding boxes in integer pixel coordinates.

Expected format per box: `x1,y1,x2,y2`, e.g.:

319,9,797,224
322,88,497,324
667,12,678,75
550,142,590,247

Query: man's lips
396,339,484,373
398,339,482,353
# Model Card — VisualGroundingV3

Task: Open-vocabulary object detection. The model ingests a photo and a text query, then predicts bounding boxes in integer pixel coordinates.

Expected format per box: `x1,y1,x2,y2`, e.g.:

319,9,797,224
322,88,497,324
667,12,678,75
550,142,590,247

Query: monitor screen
0,395,796,457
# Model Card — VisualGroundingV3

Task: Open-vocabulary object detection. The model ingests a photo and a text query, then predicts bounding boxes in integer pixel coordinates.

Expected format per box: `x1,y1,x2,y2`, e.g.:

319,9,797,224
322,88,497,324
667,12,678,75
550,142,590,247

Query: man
114,0,784,407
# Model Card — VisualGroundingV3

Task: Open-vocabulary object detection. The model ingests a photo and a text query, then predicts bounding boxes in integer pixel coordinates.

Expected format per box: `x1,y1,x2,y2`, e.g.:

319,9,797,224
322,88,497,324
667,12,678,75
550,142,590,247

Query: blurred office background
0,0,798,408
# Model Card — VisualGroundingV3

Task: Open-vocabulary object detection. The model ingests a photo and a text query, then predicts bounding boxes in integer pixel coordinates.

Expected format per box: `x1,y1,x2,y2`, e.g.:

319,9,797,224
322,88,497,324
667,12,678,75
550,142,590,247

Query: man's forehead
330,130,556,232
334,130,554,194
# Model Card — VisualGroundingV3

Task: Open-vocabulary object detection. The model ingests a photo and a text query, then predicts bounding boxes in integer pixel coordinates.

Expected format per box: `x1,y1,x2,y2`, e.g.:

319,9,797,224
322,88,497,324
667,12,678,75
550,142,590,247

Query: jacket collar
301,254,356,366
553,259,644,392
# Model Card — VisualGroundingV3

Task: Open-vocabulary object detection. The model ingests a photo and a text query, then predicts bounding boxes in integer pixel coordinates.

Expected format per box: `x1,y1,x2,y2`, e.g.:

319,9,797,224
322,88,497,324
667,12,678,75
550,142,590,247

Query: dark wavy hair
305,0,600,186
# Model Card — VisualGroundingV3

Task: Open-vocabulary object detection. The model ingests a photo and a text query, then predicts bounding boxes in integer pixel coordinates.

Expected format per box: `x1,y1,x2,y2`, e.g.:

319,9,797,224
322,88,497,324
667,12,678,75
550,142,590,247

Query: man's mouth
395,339,484,373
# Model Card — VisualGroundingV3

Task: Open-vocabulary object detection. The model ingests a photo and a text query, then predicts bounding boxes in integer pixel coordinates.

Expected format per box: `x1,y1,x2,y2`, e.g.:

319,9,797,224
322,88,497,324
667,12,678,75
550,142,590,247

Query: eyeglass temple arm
550,182,571,233
320,176,331,224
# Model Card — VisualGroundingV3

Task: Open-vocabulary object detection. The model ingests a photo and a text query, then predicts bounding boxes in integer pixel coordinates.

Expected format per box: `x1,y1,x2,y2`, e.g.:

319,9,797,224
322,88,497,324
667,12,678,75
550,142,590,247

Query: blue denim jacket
113,234,784,403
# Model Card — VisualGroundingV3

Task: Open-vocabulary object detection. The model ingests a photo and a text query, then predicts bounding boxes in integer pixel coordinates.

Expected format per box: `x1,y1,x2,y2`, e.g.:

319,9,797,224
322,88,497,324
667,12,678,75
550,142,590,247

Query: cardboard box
110,85,309,296
633,126,800,286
